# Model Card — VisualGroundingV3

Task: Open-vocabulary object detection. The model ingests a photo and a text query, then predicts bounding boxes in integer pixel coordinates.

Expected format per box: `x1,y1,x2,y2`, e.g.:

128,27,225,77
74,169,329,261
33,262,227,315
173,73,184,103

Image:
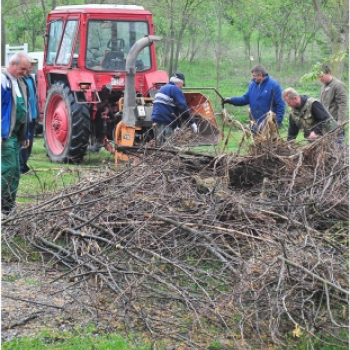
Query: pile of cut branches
2,132,348,349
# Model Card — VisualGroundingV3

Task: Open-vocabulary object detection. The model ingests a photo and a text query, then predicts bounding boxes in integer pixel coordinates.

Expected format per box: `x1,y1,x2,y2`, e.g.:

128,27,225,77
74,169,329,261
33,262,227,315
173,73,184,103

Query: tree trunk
257,32,262,63
40,0,47,19
312,0,349,78
215,0,222,92
1,13,6,66
174,24,186,73
51,0,57,11
168,0,175,76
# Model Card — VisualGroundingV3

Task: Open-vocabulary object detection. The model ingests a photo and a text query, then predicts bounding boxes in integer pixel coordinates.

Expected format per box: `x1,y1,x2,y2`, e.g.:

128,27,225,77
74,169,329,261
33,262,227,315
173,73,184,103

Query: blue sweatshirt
151,82,192,128
228,74,285,127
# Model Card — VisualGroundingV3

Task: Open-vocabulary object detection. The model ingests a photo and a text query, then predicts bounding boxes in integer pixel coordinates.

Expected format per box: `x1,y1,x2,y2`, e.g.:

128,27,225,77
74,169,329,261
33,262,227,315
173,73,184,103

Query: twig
2,293,64,309
2,312,42,330
277,256,349,295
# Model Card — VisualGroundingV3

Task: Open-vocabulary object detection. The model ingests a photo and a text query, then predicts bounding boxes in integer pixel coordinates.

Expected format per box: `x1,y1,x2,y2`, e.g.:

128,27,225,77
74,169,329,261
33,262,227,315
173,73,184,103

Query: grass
2,329,155,350
1,231,42,262
285,330,349,350
17,137,115,202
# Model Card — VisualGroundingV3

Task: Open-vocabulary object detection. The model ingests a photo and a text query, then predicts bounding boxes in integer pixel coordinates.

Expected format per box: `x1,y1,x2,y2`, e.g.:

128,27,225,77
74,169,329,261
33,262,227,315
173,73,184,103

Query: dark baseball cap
173,72,185,86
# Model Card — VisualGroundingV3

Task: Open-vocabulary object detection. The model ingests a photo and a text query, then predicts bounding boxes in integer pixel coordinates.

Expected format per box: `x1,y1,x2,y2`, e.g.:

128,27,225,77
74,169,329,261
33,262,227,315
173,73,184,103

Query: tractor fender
66,70,98,92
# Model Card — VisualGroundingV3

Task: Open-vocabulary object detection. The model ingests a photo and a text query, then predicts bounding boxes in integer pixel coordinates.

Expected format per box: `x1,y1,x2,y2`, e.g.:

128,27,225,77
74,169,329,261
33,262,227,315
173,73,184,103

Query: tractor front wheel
44,83,90,163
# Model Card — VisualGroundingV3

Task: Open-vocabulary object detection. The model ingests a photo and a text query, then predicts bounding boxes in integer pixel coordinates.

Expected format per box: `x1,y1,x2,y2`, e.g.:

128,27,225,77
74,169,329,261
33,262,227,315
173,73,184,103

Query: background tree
226,0,258,63
1,0,348,81
1,13,6,65
312,0,349,78
148,0,207,75
22,4,46,50
287,6,319,66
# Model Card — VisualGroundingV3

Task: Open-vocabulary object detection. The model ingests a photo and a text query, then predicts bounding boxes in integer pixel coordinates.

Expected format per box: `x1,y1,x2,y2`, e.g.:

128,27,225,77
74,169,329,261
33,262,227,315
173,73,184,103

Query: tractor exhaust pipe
122,35,162,127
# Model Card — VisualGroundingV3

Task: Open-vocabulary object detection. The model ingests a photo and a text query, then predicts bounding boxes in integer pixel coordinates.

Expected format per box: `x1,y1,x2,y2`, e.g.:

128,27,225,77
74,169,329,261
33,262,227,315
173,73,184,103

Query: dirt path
1,262,115,343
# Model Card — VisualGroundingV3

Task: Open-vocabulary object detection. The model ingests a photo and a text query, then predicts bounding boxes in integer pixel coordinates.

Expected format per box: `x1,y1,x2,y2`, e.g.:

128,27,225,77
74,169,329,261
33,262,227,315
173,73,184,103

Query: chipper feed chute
173,91,222,146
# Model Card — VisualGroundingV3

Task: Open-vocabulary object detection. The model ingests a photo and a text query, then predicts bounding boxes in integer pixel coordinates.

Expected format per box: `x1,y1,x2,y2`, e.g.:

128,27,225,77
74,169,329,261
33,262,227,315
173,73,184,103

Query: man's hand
190,123,198,133
174,126,180,134
223,98,232,104
307,131,318,140
21,139,30,149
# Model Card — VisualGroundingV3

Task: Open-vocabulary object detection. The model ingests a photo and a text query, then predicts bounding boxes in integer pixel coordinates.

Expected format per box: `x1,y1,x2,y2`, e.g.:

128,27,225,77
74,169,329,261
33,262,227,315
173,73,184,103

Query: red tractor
37,4,220,163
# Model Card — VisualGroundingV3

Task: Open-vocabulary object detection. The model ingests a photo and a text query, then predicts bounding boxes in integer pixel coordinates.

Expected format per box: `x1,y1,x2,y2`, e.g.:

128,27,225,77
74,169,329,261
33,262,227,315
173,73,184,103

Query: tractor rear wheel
44,82,90,163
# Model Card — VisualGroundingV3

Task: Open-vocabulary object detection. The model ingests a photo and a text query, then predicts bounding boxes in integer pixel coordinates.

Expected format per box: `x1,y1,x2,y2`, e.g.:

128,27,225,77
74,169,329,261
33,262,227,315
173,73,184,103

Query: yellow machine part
114,121,141,165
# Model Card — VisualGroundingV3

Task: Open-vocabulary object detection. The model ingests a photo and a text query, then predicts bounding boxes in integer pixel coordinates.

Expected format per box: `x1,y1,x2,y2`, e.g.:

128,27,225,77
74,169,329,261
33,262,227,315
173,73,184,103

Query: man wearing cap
20,56,38,174
151,72,198,146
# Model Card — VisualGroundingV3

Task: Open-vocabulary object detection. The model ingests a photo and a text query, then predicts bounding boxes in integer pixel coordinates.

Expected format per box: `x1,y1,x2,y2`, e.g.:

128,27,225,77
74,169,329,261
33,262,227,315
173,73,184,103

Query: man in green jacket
318,64,348,125
1,52,30,217
282,87,338,141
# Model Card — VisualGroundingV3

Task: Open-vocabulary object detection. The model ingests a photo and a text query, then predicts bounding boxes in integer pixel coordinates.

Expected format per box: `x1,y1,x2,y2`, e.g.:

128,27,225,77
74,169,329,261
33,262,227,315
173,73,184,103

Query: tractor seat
101,50,125,70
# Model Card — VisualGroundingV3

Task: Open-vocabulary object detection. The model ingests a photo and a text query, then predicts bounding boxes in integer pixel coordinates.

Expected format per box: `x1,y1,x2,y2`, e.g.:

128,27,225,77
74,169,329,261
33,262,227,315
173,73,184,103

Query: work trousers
19,120,35,173
153,123,174,147
1,137,20,213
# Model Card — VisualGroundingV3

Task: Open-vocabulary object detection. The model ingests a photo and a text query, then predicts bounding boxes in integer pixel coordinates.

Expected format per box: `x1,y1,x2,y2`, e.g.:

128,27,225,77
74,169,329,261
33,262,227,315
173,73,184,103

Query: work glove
174,126,180,133
223,98,232,104
190,123,198,134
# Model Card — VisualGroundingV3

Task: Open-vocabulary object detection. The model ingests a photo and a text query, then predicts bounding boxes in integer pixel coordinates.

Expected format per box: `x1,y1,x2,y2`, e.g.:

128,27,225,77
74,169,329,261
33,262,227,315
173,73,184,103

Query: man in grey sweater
318,64,348,125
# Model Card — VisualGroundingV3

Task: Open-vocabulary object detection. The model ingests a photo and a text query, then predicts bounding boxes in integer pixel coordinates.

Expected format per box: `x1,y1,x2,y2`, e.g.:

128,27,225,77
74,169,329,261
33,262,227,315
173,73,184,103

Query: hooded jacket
228,74,285,127
1,68,28,142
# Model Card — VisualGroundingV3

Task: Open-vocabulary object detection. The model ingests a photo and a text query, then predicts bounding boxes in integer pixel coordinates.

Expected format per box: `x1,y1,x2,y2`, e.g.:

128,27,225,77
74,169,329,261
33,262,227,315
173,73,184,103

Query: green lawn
2,330,153,350
18,137,115,202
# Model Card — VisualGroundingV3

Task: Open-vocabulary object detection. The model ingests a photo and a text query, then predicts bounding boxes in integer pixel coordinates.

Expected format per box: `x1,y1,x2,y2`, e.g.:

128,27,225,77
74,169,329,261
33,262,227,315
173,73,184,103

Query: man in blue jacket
151,72,198,146
223,64,285,130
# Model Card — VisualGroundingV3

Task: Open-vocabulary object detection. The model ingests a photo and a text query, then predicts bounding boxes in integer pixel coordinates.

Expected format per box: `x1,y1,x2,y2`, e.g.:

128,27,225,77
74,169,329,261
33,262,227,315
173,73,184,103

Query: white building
5,43,44,71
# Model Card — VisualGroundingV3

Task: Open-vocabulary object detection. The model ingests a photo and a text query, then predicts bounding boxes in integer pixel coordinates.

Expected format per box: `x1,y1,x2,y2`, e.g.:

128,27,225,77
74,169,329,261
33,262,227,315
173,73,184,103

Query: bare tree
1,13,6,66
312,0,349,78
147,0,207,75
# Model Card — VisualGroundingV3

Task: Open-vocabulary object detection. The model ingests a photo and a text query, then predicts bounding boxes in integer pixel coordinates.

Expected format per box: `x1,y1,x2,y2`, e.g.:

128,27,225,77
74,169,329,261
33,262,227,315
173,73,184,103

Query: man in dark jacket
20,56,39,174
282,87,338,141
223,64,285,130
151,72,197,146
1,52,30,217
